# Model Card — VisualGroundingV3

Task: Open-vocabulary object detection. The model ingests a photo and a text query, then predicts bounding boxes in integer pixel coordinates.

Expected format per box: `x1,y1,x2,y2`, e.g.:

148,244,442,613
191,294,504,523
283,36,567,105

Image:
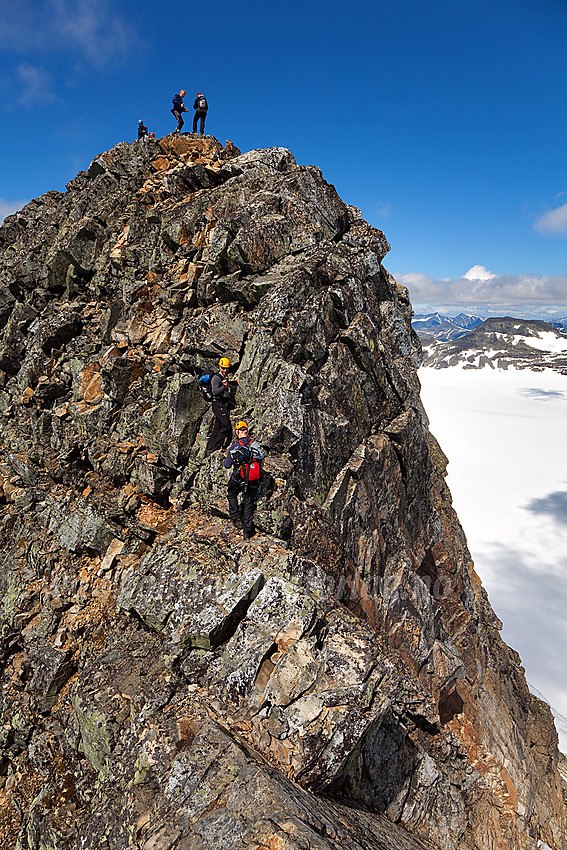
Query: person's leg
219,408,232,448
206,403,230,453
205,417,220,454
227,478,242,521
192,112,198,133
200,113,206,134
242,484,259,536
206,404,223,453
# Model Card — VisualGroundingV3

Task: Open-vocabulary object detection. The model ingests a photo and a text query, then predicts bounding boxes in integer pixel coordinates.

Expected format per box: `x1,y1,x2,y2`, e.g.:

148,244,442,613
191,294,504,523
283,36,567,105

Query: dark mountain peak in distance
421,315,567,371
412,312,484,342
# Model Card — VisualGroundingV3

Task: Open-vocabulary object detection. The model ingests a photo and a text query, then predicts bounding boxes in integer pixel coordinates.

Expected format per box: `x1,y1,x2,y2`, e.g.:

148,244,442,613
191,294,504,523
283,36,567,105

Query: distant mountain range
414,312,567,343
412,312,485,341
415,315,567,371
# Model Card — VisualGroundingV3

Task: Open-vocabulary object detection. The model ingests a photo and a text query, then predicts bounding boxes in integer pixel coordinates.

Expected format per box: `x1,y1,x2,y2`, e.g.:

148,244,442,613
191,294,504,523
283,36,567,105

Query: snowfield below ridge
419,366,567,751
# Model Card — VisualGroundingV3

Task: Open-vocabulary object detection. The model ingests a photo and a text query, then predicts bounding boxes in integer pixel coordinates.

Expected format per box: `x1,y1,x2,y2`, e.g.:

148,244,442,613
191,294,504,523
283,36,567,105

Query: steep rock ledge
0,133,565,849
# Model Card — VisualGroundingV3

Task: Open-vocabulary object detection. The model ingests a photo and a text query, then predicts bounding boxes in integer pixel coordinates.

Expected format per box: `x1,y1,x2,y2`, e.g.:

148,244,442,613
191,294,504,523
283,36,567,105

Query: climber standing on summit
224,421,264,539
171,89,188,133
137,120,148,140
205,357,238,456
192,92,208,135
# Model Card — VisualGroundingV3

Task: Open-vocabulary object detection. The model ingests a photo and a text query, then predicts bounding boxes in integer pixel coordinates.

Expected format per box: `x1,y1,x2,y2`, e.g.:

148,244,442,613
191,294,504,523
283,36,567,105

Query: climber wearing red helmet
171,89,188,133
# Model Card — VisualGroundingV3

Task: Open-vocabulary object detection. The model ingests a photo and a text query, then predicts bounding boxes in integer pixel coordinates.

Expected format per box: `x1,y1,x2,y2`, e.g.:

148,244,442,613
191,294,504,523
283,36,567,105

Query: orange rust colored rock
152,156,174,173
83,372,104,404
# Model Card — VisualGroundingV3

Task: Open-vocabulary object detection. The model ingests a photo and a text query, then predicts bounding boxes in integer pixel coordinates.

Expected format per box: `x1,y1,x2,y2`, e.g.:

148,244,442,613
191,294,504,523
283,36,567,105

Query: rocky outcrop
0,133,565,850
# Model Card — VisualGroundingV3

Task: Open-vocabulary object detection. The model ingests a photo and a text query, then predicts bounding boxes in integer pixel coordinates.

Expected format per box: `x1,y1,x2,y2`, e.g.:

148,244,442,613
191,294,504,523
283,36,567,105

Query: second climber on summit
192,92,208,135
205,357,238,455
171,90,188,133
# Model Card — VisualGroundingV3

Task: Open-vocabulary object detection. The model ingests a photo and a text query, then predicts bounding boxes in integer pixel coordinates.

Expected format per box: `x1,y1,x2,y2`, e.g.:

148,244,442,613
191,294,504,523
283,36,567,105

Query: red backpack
234,439,261,482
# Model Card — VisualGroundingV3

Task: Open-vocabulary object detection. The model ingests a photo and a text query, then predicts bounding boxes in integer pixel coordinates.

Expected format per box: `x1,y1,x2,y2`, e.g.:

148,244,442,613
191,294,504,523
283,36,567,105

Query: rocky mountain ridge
412,312,485,342
421,317,567,372
0,133,565,849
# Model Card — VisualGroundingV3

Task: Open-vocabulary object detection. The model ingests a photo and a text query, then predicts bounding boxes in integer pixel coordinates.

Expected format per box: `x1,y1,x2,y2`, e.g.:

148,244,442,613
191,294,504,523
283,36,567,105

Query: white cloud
462,264,496,282
50,0,133,67
0,63,55,110
372,202,393,219
397,269,567,307
15,63,56,105
0,198,28,224
534,203,567,236
0,0,137,68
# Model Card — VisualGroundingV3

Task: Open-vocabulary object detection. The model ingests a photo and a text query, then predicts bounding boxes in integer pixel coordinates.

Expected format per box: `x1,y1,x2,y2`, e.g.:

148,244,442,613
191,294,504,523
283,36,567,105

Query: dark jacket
138,123,148,139
194,95,208,113
172,94,186,112
210,373,230,402
223,436,265,482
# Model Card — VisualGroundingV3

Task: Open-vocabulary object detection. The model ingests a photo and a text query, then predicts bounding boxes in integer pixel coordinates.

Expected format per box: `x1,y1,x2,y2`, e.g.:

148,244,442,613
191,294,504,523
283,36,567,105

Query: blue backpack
198,373,214,402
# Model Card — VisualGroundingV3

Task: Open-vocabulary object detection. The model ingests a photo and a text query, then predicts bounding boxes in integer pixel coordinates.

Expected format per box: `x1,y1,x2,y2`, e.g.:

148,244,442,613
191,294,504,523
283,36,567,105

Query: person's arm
223,445,235,469
210,374,227,399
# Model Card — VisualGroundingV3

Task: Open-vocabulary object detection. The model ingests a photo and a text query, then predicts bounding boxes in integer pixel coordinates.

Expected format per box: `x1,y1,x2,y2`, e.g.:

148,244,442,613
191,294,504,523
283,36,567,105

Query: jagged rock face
0,134,565,850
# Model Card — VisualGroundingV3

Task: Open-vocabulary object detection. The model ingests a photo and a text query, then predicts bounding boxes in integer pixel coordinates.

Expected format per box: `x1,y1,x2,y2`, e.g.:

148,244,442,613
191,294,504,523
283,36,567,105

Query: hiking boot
243,528,255,539
231,517,243,529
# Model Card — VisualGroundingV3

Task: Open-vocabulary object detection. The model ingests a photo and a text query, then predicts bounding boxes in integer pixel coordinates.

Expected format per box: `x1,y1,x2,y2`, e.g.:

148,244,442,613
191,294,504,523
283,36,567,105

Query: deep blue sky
1,0,566,313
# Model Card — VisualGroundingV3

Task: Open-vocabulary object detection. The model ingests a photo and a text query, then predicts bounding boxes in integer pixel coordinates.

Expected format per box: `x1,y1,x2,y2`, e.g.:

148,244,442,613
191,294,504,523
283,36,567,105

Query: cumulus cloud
534,202,567,236
0,199,28,224
396,268,567,307
462,265,496,282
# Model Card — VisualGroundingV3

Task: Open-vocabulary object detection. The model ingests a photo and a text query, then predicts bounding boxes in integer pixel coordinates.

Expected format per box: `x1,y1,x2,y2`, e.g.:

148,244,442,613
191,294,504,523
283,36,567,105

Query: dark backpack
197,96,208,112
198,373,214,402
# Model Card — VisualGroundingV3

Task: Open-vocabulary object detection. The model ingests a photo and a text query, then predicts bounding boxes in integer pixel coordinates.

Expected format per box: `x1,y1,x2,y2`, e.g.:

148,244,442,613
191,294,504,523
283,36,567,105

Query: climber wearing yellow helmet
205,357,239,456
223,421,265,539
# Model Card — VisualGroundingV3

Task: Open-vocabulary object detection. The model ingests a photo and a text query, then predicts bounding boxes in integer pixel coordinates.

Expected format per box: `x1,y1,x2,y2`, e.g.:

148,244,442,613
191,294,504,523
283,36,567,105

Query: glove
230,448,245,465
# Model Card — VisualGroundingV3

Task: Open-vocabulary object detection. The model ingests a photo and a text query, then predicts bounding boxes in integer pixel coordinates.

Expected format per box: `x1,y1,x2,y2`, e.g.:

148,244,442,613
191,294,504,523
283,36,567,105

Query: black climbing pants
206,401,231,453
171,109,184,131
193,111,206,134
227,479,259,533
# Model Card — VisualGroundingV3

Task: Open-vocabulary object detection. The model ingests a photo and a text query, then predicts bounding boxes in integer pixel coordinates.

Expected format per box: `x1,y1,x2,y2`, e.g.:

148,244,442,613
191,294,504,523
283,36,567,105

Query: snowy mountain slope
421,317,567,371
412,312,484,341
419,365,567,755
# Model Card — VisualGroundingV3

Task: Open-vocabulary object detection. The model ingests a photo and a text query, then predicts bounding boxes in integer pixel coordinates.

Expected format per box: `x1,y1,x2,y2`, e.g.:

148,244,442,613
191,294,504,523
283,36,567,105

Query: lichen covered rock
0,134,564,850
